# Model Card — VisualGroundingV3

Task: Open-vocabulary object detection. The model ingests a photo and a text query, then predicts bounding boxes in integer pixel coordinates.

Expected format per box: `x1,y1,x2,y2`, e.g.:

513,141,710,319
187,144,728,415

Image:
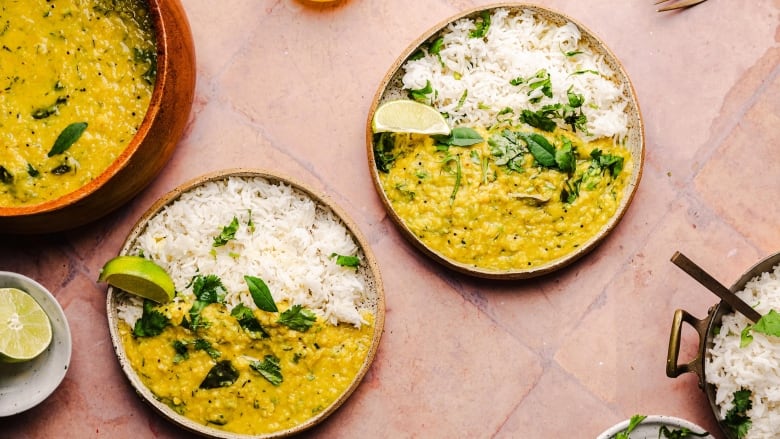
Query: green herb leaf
230,303,269,339
187,274,227,329
47,121,87,157
469,11,491,39
409,80,433,103
753,309,780,337
658,425,710,438
213,216,239,247
740,325,754,348
723,389,752,439
32,96,68,120
488,130,526,172
172,340,189,364
441,153,462,203
373,132,397,173
555,137,575,173
591,149,624,177
526,69,553,103
615,414,647,439
433,126,484,148
194,338,221,359
199,360,239,389
330,253,360,269
278,304,317,332
245,275,278,312
26,163,39,177
133,299,171,337
520,133,556,167
429,37,444,55
519,108,558,132
249,355,283,386
0,166,12,184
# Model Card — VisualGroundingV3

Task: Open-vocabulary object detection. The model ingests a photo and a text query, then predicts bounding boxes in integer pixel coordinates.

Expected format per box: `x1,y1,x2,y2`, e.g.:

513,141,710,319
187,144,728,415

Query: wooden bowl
0,0,196,235
105,169,385,438
366,3,644,279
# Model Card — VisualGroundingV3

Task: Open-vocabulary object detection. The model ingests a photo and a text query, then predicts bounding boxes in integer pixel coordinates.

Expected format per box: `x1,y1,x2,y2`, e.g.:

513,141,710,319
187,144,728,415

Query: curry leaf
519,133,556,167
433,127,484,148
244,275,278,312
199,360,239,389
47,122,87,157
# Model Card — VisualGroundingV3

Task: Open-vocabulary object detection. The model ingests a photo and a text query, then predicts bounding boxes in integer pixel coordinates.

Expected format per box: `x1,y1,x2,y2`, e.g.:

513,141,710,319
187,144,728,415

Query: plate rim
105,168,385,438
365,2,645,280
0,271,72,417
596,415,715,439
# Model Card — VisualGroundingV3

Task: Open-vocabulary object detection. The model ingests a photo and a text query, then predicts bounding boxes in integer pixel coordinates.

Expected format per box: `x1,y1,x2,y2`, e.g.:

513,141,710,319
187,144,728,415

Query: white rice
707,263,780,438
395,7,628,141
116,176,370,328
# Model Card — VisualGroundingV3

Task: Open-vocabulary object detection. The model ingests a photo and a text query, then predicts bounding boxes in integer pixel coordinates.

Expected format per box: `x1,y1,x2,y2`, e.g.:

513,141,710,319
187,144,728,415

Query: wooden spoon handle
671,251,762,323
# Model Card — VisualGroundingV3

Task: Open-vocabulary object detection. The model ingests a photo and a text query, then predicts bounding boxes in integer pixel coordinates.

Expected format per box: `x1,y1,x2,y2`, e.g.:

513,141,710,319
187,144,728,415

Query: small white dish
597,415,714,439
0,271,72,417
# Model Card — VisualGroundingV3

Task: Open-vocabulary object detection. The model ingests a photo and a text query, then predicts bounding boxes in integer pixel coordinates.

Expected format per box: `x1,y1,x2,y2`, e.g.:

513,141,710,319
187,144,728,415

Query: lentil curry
0,0,156,207
375,126,632,272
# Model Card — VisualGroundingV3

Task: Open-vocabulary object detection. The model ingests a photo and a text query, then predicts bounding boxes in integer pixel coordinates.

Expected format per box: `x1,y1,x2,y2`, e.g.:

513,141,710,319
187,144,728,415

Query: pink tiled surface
2,0,779,438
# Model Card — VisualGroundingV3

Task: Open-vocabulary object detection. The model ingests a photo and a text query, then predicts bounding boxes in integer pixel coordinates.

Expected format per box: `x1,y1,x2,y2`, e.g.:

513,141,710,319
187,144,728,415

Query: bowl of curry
0,0,196,234
105,169,385,438
367,3,644,279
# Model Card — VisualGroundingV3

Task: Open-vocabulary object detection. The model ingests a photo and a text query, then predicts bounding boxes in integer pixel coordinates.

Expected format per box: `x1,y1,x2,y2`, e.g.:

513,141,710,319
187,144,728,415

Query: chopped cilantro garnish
187,274,227,329
278,304,317,332
213,216,239,247
409,80,433,103
615,414,646,439
249,355,283,386
330,253,360,269
469,11,491,39
133,299,170,337
723,389,752,439
230,303,269,338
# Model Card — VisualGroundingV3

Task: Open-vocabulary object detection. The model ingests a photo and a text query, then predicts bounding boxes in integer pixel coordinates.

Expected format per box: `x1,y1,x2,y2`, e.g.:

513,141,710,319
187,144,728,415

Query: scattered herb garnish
172,340,189,363
249,355,283,386
374,132,397,173
330,253,360,269
278,304,317,332
213,216,239,247
32,96,67,119
488,130,526,173
433,126,484,149
244,275,278,312
520,132,556,167
199,360,239,389
47,121,87,157
187,274,227,329
409,80,434,103
469,10,491,39
738,310,780,348
194,338,221,359
723,389,752,439
133,299,170,337
456,89,468,110
526,69,553,103
246,210,256,233
520,107,559,132
230,303,269,339
616,414,647,439
441,152,462,203
658,425,709,438
133,47,157,85
26,163,39,177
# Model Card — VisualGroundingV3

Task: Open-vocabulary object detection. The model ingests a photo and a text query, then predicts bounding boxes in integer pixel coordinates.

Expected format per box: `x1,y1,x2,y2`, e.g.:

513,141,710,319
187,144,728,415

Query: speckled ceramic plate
105,169,384,438
366,3,644,279
597,415,714,439
0,272,72,417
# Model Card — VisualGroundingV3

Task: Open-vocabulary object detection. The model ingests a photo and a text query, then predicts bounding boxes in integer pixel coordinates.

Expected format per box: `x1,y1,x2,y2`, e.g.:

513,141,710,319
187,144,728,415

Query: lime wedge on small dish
371,100,451,135
98,256,175,304
0,287,52,363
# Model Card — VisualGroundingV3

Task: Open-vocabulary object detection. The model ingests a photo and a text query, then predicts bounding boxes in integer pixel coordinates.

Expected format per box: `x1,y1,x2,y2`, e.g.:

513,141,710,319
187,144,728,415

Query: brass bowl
105,169,385,438
366,3,644,279
667,251,780,439
0,0,196,235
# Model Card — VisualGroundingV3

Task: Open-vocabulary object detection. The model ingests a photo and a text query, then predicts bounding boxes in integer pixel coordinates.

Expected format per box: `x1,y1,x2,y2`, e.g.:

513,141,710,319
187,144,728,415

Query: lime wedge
371,100,451,135
0,287,52,363
98,256,175,304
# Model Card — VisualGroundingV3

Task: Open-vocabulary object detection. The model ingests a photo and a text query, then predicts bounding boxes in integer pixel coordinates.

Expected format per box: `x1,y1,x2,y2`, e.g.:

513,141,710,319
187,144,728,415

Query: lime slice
98,256,175,304
371,100,451,135
0,287,52,363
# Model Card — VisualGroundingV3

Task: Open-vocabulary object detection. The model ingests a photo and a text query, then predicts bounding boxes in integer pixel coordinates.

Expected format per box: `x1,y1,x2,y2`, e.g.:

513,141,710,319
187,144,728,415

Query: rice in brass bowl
106,169,385,438
366,3,644,279
0,0,196,234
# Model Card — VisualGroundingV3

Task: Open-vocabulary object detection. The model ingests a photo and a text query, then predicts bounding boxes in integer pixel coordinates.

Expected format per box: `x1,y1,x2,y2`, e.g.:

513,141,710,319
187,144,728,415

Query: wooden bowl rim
0,0,170,217
106,168,386,438
365,2,645,280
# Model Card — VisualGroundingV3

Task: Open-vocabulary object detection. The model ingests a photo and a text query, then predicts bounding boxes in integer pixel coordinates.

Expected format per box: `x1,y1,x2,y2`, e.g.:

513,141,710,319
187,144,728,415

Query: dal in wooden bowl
0,0,196,234
106,169,385,438
366,3,644,279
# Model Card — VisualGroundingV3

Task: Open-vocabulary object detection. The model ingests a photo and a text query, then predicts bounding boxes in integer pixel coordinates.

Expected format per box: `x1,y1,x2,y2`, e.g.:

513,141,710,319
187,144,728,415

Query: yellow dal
0,0,155,207
120,302,374,435
378,128,632,272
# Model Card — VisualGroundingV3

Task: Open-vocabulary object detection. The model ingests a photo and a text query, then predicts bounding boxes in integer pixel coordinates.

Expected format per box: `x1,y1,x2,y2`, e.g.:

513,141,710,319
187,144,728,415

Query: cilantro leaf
519,107,558,132
194,338,221,359
658,425,709,438
488,130,526,172
740,325,754,348
133,299,170,337
519,132,556,167
526,69,553,103
249,355,283,386
213,216,239,247
187,274,227,329
554,137,575,173
172,340,189,364
244,275,278,312
373,132,397,173
753,309,780,337
230,303,269,338
723,389,752,439
199,360,239,389
469,11,491,39
615,414,647,439
278,304,317,332
330,253,360,269
409,80,433,103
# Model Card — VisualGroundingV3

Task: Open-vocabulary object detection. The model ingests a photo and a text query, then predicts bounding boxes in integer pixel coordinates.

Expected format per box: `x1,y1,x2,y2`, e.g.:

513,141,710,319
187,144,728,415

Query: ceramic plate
0,272,72,417
597,415,714,439
106,169,385,438
366,3,644,279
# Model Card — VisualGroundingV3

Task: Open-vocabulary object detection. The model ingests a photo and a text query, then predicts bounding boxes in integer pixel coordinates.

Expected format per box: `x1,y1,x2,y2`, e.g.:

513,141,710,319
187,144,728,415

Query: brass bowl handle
666,309,709,388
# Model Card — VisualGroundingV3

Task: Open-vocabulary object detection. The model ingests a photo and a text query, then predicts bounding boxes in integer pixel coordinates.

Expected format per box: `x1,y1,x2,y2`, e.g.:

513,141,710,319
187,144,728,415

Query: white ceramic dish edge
597,415,714,439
